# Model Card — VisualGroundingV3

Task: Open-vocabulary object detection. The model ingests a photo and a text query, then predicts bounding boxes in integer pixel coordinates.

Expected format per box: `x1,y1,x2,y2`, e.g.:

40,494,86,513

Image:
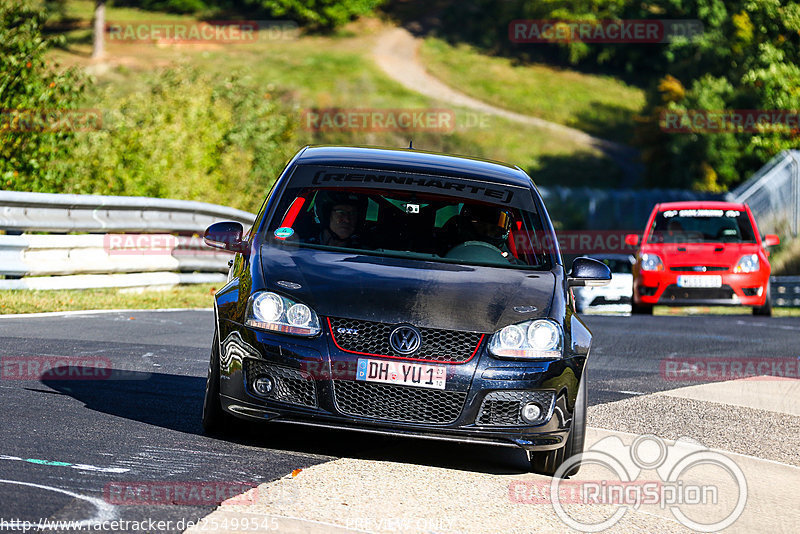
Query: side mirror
763,234,780,247
624,234,640,246
204,221,246,252
568,257,612,287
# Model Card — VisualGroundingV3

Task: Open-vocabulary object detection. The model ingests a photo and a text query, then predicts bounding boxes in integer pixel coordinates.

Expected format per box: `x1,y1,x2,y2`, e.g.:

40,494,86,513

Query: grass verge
0,284,217,315
47,4,624,191
419,38,645,144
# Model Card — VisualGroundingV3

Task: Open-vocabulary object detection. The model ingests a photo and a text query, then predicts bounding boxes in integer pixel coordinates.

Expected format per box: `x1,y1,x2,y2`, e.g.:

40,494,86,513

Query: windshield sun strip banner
287,165,537,212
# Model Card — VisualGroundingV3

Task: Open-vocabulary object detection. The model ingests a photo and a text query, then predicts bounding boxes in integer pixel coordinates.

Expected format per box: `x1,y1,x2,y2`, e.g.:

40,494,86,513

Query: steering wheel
445,241,509,264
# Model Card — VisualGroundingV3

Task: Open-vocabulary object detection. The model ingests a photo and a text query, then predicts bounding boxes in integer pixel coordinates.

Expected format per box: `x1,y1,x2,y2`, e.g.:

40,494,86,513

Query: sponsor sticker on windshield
273,227,294,240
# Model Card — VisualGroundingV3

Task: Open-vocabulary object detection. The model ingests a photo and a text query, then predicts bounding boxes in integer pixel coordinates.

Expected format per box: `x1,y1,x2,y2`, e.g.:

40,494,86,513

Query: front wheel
528,372,587,478
202,333,236,435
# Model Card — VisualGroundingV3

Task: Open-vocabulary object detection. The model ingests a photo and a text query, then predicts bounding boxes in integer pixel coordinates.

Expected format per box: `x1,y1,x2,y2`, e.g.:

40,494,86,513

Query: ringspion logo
511,434,747,532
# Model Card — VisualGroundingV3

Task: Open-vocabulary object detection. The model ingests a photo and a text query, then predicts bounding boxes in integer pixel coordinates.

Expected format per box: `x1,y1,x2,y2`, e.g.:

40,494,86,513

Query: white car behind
573,254,635,313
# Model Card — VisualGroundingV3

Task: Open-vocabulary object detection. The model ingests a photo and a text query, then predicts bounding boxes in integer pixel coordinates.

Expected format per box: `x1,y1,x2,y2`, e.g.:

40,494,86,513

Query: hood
644,242,762,269
259,245,556,333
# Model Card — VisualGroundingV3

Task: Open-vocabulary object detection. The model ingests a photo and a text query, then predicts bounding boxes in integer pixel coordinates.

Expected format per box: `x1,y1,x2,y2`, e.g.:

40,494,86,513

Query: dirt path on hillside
372,27,642,184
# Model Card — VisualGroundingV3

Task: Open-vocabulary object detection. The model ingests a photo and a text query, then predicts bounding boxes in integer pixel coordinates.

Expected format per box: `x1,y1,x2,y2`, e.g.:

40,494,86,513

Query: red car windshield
647,208,757,244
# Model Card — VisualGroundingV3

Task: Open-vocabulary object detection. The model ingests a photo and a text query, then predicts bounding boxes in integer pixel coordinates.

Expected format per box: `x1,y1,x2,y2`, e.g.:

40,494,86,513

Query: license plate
356,359,446,390
677,275,722,288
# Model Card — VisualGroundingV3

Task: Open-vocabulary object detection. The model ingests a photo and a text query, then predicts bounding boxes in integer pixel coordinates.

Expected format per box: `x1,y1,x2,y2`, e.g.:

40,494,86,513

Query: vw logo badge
389,325,422,355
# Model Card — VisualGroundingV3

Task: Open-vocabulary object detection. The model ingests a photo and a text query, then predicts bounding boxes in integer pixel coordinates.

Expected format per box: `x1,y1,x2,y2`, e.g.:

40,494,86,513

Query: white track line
0,308,211,319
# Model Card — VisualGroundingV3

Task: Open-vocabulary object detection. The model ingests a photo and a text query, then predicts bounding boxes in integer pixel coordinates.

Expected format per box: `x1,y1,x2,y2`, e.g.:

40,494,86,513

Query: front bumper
216,321,582,452
634,270,769,306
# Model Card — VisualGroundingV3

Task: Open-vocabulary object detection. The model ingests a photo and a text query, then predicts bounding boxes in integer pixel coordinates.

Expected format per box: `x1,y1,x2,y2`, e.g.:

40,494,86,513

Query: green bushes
432,0,800,192
2,1,299,212
66,68,299,212
113,0,386,29
242,0,385,29
0,0,88,192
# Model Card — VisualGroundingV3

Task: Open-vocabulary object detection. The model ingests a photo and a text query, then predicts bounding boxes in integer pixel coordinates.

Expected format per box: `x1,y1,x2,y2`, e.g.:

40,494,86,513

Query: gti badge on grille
337,327,359,335
389,325,422,355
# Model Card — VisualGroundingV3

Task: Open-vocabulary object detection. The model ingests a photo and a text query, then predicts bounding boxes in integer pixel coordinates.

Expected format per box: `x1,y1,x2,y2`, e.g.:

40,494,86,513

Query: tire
202,332,236,435
753,284,773,317
631,300,653,315
528,371,587,478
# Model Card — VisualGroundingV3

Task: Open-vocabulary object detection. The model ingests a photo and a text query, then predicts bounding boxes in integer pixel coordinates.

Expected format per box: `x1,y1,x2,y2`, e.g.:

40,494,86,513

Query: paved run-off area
188,315,799,533
190,380,799,533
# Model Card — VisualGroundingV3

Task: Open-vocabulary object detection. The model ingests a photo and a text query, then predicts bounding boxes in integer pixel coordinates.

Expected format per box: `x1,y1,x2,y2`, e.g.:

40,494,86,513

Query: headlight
246,292,321,336
733,254,759,274
489,319,562,359
640,253,664,272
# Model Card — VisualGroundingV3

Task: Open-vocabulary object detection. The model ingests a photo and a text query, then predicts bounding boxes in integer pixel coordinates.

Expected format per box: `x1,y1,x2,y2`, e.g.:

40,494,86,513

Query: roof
655,200,748,211
294,146,534,188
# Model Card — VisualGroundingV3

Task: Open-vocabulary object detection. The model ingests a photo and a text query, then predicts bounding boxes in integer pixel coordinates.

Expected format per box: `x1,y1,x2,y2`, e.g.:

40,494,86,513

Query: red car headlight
640,253,664,272
733,254,760,274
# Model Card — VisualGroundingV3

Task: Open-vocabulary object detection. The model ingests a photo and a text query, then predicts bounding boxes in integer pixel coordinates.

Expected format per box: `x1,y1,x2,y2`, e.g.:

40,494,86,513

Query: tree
92,1,106,60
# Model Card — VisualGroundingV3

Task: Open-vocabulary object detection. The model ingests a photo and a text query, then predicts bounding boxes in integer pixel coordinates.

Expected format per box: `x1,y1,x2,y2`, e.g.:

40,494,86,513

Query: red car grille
669,266,728,272
661,285,736,301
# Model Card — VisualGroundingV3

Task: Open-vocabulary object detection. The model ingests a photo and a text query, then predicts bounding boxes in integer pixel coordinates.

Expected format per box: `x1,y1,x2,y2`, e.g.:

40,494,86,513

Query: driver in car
309,194,364,248
445,204,517,262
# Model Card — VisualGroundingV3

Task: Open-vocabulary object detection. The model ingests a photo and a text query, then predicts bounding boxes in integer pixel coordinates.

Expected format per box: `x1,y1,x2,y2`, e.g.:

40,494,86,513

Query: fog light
253,376,274,396
521,402,543,423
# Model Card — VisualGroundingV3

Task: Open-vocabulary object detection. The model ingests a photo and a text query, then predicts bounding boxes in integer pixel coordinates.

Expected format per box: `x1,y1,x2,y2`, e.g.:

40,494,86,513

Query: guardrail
0,191,256,290
729,150,800,237
772,276,800,307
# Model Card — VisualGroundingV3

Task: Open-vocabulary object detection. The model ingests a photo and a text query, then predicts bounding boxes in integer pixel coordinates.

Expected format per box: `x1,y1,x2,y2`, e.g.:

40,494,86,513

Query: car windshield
647,208,756,244
265,167,555,270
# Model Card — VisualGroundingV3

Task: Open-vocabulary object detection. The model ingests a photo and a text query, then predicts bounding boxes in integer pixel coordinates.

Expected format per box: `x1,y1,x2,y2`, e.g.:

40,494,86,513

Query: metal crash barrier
0,191,255,290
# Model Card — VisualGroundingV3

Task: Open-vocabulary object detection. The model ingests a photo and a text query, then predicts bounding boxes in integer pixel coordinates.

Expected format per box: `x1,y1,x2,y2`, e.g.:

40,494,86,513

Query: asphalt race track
0,310,798,533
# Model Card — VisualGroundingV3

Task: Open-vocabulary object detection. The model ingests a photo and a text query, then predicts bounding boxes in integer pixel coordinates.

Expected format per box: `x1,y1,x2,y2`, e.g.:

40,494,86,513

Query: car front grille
328,317,483,364
332,380,467,424
661,285,736,301
244,359,317,408
476,390,555,426
669,266,728,272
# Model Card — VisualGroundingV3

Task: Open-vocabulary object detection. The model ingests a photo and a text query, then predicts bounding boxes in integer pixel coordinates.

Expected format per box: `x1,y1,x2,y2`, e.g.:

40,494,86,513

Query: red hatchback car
626,201,779,315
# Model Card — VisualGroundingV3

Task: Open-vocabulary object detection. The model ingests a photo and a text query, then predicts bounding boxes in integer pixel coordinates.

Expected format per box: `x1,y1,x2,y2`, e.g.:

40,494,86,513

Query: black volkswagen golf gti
202,146,610,476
